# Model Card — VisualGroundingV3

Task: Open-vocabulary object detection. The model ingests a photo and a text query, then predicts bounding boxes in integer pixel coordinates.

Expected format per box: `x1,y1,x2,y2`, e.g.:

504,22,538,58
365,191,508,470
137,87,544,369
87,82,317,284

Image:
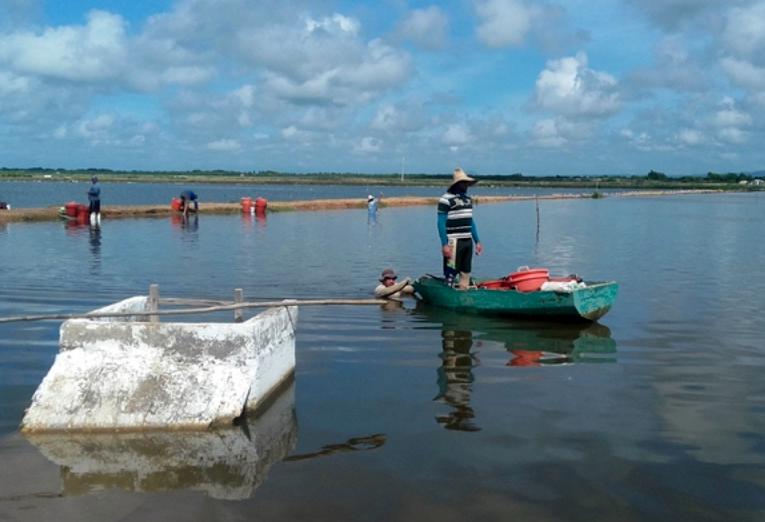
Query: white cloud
712,106,751,128
354,136,382,153
532,118,567,147
534,52,620,117
676,128,704,146
475,0,538,47
232,85,256,108
398,6,448,50
207,139,241,151
443,124,472,145
720,57,765,90
621,128,653,151
78,114,115,138
717,127,748,144
0,10,127,82
305,14,360,36
722,2,765,57
626,0,728,30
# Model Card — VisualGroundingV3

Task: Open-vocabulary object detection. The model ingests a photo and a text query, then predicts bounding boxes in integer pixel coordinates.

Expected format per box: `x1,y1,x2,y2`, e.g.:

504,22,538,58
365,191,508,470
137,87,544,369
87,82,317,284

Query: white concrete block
21,299,297,432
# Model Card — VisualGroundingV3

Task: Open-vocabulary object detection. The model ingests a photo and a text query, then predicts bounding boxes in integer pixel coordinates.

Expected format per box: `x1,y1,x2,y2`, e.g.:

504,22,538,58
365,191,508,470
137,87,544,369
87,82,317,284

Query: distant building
753,179,764,186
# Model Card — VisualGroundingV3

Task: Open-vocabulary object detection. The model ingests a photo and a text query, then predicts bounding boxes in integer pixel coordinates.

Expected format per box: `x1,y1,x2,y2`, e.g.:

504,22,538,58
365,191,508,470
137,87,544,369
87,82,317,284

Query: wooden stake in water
148,284,159,323
535,196,540,244
234,288,244,322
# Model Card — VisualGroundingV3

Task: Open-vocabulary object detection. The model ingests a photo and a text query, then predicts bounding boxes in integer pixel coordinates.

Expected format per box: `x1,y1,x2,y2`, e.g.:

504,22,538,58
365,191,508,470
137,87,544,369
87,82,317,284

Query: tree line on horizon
0,166,762,183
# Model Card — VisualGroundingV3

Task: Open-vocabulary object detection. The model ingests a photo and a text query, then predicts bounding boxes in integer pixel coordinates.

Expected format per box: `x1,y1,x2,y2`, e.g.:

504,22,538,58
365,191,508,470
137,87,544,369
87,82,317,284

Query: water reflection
284,433,386,461
88,224,101,271
23,382,297,500
416,303,617,367
434,328,481,432
240,212,267,230
170,214,199,244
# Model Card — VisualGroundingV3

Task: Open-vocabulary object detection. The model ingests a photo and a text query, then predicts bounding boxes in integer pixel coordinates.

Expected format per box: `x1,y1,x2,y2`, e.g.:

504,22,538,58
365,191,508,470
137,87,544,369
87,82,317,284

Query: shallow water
1,179,605,208
1,192,764,521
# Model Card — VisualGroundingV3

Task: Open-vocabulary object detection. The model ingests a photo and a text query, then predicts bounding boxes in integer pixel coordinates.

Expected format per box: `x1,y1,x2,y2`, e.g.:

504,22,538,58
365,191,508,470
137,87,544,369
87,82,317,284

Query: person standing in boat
437,168,483,289
87,176,101,225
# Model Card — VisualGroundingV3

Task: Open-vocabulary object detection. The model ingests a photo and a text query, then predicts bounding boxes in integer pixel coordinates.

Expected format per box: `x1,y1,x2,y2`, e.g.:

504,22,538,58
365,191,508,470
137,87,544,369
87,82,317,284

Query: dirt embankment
0,190,723,224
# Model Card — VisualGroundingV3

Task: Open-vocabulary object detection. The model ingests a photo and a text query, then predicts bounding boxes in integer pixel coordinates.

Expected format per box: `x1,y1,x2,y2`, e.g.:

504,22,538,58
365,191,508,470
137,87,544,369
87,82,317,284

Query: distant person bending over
438,168,483,290
374,268,414,299
87,176,101,225
179,190,198,217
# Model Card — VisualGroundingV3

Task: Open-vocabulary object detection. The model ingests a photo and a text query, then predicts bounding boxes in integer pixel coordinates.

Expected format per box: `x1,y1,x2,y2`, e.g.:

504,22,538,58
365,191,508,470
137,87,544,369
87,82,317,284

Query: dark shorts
443,238,473,279
89,200,100,213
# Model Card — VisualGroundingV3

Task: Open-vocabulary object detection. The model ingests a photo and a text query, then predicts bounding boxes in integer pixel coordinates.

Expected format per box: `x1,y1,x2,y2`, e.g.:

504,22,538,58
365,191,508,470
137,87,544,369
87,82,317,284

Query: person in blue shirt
87,176,101,225
437,168,483,289
179,190,198,217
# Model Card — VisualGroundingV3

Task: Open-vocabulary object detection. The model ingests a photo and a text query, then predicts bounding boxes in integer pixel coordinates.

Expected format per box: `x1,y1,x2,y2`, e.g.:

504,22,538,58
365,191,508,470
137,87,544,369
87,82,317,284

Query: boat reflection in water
23,382,297,501
415,302,617,431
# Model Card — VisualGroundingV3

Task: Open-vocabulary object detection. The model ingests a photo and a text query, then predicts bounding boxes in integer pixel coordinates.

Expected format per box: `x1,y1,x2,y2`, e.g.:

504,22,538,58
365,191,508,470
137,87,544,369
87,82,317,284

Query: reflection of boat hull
414,303,617,363
23,382,297,500
413,276,618,321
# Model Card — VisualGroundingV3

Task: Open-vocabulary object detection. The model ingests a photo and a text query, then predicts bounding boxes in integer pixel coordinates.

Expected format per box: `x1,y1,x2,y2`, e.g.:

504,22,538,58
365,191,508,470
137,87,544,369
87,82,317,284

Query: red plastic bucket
171,197,182,211
241,197,253,213
65,201,79,217
508,267,549,292
76,204,89,224
255,197,267,216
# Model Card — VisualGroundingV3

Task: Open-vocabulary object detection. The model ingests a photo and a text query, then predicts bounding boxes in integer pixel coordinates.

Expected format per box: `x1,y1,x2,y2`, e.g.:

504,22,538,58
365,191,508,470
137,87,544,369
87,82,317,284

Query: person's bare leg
458,271,470,290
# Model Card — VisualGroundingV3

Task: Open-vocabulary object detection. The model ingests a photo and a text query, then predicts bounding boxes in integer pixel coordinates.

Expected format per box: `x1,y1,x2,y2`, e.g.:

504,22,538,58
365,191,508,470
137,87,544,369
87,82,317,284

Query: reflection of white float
24,382,297,500
21,294,297,432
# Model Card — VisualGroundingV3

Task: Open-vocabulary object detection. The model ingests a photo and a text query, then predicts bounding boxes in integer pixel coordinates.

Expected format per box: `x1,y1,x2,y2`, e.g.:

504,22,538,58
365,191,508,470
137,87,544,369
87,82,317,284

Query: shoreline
0,189,726,224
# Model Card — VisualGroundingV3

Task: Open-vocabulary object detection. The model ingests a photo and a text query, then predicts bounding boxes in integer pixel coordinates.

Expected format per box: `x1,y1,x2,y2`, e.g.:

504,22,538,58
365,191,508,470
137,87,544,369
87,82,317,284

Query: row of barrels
169,196,268,214
61,197,269,222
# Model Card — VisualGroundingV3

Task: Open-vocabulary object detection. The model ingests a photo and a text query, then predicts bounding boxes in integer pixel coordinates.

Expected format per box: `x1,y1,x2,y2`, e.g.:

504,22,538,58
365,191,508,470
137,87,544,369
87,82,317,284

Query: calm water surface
1,192,764,521
1,179,606,208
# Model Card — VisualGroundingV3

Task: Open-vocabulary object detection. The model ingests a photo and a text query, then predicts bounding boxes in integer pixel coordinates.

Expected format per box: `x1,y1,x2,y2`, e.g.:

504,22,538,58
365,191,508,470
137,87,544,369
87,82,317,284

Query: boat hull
413,276,618,321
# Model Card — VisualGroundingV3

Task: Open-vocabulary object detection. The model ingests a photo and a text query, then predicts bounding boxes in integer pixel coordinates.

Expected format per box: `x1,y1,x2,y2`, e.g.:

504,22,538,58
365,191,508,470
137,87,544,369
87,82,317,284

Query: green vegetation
1,167,763,190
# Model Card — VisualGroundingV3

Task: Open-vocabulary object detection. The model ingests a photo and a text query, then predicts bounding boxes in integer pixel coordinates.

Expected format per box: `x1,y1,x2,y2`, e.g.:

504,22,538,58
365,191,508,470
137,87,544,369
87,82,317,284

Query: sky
1,0,765,176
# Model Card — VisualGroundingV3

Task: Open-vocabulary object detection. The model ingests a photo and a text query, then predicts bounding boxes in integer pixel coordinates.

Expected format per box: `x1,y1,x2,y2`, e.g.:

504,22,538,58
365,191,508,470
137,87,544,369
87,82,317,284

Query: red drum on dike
65,201,79,217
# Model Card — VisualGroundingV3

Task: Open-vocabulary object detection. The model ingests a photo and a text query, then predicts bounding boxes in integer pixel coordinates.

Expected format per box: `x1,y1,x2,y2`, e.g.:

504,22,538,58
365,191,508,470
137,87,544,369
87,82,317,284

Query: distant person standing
179,190,198,217
437,168,483,289
87,176,101,225
367,194,378,214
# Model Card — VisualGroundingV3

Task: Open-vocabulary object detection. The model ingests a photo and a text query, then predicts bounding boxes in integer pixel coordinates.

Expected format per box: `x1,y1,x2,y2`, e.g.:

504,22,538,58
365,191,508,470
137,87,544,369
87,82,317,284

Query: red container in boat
64,201,79,217
508,267,549,292
477,279,512,290
241,197,253,213
171,197,182,211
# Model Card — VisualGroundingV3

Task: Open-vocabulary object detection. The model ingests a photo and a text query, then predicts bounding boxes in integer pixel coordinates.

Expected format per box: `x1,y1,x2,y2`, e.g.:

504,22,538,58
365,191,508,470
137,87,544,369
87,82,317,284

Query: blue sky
1,0,764,175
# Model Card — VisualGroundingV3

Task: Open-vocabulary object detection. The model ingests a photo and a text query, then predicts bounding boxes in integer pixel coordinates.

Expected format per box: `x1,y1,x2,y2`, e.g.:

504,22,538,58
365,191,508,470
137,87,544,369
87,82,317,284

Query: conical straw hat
449,168,477,190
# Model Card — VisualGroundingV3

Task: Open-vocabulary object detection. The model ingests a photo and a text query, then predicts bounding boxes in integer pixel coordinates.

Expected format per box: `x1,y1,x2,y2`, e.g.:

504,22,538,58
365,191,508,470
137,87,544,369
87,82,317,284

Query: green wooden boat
413,275,618,321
